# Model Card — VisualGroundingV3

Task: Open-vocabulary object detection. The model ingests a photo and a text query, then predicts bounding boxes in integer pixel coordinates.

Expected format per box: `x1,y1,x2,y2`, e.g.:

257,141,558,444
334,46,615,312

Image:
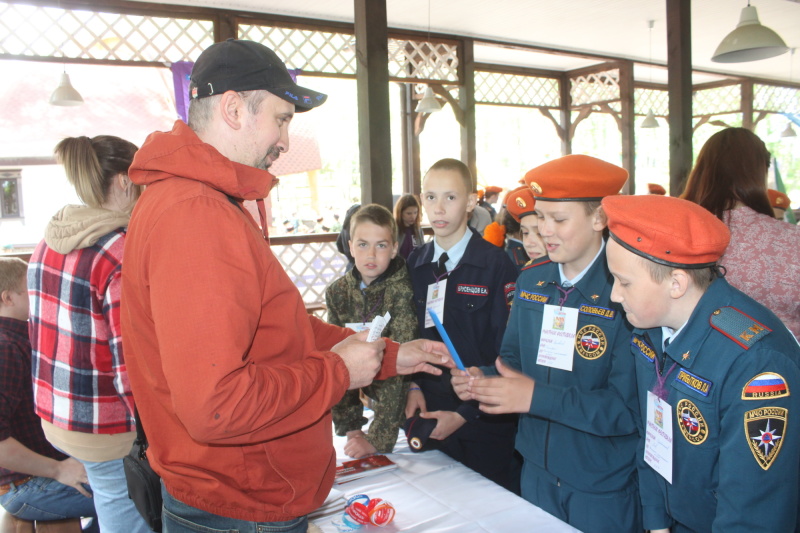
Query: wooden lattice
0,2,213,62
570,69,620,106
474,71,560,107
754,84,800,114
693,84,741,116
635,87,669,116
389,38,458,82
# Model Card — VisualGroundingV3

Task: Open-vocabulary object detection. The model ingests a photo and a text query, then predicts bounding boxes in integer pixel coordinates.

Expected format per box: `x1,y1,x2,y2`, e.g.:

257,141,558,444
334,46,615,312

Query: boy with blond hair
407,158,520,492
326,204,417,458
603,194,800,533
453,155,640,532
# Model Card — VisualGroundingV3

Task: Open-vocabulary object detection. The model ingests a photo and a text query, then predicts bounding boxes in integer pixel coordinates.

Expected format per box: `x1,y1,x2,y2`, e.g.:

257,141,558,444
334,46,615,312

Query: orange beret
602,195,730,268
648,183,667,195
505,186,536,223
485,186,503,195
524,155,628,201
767,189,791,209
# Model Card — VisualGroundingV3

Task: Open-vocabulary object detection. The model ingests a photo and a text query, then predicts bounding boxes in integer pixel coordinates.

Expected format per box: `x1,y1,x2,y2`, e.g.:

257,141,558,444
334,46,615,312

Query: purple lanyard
652,353,677,401
432,265,459,284
555,283,575,308
361,294,384,324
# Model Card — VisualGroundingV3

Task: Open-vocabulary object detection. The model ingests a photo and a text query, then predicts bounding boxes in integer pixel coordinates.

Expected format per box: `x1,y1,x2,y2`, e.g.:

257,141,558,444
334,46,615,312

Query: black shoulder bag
123,408,163,532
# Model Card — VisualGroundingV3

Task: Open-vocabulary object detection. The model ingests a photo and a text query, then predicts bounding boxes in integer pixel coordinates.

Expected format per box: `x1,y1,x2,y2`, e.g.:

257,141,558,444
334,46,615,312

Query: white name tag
536,304,578,371
425,279,447,329
644,391,673,484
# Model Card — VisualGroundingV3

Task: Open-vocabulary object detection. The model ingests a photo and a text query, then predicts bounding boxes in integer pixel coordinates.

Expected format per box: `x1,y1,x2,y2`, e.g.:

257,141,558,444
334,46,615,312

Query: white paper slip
345,322,371,333
644,391,673,484
536,304,579,371
367,312,391,342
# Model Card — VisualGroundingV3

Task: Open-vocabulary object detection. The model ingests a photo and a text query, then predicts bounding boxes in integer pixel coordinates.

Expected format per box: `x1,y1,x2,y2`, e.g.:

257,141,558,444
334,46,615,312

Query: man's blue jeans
0,476,98,532
162,483,309,533
77,457,151,533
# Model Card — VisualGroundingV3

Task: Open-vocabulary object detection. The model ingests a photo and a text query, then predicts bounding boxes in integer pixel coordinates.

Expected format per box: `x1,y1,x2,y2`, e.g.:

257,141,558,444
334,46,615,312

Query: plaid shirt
28,229,135,434
0,317,66,486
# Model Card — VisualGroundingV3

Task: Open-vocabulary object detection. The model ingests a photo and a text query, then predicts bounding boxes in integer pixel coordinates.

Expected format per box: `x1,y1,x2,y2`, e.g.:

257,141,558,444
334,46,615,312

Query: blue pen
427,308,466,371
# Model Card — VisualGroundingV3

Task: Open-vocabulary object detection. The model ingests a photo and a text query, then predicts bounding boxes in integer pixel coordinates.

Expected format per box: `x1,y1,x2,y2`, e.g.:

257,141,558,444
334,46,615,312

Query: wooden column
459,38,477,188
354,0,393,208
741,80,754,130
560,73,572,155
619,60,635,194
666,0,693,196
401,84,422,195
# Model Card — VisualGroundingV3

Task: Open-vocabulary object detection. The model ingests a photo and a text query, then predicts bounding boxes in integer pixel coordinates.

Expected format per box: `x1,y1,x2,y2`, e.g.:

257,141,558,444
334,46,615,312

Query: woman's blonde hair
54,135,139,209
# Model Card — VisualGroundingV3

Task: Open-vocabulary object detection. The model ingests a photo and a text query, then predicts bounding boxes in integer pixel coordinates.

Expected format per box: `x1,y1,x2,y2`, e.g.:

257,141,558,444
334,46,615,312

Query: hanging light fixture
640,20,659,129
712,2,788,63
780,49,797,139
50,70,84,106
781,122,797,138
415,0,441,114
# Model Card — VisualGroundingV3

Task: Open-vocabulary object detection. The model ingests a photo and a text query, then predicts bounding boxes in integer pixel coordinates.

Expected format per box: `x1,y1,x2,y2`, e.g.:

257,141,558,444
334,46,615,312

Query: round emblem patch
575,324,606,360
530,182,542,194
516,197,527,208
676,398,708,445
409,437,422,450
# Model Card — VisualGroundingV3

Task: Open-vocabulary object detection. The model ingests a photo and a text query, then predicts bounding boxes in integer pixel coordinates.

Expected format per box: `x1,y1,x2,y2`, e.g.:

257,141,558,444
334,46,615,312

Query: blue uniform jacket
408,228,517,427
493,248,639,493
632,278,800,532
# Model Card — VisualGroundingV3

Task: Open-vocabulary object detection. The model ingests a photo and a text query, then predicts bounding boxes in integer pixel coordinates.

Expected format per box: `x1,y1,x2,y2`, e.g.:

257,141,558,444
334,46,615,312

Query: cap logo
777,197,785,205
516,197,527,208
530,182,542,194
191,87,198,99
284,90,299,101
409,437,422,450
207,82,214,96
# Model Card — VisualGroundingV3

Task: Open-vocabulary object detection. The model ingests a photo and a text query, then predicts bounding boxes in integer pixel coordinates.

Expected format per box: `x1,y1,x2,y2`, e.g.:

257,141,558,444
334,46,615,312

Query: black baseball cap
190,39,327,112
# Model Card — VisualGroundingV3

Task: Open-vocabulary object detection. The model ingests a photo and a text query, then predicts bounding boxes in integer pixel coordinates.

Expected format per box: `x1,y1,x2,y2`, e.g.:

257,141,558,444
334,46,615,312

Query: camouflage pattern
326,255,417,453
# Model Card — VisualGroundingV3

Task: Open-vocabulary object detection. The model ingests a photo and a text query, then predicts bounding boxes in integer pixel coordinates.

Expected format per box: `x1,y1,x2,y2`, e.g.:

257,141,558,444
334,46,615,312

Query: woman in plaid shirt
27,136,149,533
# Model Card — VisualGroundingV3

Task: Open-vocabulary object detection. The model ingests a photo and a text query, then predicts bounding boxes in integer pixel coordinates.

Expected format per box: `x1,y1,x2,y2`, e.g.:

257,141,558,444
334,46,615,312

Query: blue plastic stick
427,308,466,371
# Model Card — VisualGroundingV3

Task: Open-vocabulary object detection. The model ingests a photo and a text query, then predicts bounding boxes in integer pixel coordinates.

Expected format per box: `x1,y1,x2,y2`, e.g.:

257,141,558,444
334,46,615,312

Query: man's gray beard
256,146,281,171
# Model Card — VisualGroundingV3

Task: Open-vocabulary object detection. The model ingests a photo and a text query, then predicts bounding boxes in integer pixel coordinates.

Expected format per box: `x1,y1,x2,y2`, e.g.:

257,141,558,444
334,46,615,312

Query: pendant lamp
781,123,797,138
415,86,442,114
641,109,659,128
49,71,84,106
712,3,788,63
640,20,659,129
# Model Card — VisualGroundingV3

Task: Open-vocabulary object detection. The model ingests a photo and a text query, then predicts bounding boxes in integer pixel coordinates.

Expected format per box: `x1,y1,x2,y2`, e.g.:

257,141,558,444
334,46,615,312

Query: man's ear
391,241,399,259
0,290,12,307
669,269,691,300
591,206,608,232
219,91,244,130
467,192,478,213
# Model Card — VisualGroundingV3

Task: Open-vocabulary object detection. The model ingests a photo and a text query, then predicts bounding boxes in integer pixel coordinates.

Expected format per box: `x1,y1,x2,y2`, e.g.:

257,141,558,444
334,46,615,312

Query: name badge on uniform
644,391,673,484
536,304,579,371
345,322,372,333
425,279,447,329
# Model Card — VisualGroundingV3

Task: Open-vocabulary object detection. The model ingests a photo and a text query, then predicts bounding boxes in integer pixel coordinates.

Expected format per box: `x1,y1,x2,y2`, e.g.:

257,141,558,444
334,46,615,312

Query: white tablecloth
310,436,579,532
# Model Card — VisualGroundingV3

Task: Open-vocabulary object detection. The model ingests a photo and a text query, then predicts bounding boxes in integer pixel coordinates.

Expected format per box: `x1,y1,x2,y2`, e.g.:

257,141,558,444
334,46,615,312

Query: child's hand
450,366,484,401
469,358,534,414
420,410,466,440
344,431,377,458
405,385,427,418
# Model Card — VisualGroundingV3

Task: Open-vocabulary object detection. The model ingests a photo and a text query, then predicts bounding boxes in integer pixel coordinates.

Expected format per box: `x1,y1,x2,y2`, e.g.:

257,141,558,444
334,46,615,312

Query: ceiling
133,0,800,85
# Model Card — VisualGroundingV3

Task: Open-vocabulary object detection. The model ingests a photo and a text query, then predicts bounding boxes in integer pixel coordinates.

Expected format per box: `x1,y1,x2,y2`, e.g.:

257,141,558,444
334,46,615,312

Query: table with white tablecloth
309,437,580,533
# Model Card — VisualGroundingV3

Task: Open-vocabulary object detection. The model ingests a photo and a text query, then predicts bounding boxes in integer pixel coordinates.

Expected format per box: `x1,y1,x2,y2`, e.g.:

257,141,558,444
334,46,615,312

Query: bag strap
133,407,149,455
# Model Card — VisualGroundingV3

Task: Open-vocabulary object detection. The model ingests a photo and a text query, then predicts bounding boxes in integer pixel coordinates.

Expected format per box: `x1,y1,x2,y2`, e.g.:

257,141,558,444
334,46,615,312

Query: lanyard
361,293,384,324
554,283,575,309
652,350,677,401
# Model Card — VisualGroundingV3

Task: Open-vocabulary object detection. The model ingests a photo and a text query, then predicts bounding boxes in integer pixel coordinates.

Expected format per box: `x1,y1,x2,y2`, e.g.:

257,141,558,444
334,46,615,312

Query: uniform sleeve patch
742,373,790,400
745,406,787,470
456,284,488,296
674,368,712,397
709,306,771,349
578,304,616,320
517,290,549,304
631,336,655,363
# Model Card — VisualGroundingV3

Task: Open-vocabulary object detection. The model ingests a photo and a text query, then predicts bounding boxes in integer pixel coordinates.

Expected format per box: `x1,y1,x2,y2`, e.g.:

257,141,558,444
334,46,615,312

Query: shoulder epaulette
521,258,552,271
709,306,772,350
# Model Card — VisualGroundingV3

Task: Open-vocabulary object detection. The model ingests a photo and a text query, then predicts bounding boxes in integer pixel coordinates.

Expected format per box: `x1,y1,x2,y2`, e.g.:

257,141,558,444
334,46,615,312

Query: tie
436,253,449,278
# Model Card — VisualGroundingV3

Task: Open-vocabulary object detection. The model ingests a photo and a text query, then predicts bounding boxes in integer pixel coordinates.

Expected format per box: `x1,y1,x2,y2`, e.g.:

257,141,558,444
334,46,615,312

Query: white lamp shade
415,86,442,113
640,109,659,128
50,72,84,106
781,123,797,138
712,5,788,63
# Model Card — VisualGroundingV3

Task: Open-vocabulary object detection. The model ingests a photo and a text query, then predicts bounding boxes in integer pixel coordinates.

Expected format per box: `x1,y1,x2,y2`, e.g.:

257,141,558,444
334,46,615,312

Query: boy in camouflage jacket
326,205,418,457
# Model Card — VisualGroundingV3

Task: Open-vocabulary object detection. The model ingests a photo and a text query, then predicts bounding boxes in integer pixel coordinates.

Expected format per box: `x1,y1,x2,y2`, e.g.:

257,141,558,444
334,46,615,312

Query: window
0,170,21,218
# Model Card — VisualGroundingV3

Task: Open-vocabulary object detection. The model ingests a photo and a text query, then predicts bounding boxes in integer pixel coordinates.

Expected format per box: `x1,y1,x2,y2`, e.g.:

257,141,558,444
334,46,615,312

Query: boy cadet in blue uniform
406,158,520,493
603,194,800,533
453,155,640,533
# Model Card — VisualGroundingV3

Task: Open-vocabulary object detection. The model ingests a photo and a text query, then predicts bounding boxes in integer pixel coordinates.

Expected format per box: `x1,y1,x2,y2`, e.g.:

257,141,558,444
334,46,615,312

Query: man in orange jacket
121,39,451,533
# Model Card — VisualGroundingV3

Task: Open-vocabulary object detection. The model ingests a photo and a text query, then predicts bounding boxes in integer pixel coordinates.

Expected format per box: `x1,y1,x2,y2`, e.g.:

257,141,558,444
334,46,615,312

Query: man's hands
450,358,534,415
397,339,453,375
344,430,377,459
420,410,466,440
53,457,91,498
404,384,427,418
332,331,384,390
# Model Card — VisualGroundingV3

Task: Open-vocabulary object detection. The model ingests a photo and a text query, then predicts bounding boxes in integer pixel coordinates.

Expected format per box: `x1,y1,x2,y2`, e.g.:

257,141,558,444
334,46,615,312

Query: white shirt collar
558,240,606,286
433,228,473,272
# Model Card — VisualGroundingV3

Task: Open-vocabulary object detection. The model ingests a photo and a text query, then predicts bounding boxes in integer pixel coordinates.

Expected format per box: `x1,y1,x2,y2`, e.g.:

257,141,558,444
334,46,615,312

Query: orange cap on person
505,186,536,222
602,195,730,268
767,188,791,209
524,155,628,201
648,183,667,195
485,185,503,195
